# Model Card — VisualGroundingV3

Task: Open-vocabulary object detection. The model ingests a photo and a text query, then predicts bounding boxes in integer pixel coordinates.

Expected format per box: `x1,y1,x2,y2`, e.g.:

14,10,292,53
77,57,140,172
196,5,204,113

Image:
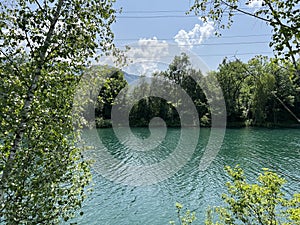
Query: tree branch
33,0,43,12
264,0,299,75
0,0,65,202
220,0,271,23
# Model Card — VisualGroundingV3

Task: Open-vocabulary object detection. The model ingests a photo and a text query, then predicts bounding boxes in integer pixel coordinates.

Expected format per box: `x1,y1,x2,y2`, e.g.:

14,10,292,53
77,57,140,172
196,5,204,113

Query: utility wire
121,10,188,14
117,9,254,18
120,8,259,14
117,14,245,18
116,40,270,47
117,15,197,18
96,50,273,57
114,34,271,41
197,51,273,57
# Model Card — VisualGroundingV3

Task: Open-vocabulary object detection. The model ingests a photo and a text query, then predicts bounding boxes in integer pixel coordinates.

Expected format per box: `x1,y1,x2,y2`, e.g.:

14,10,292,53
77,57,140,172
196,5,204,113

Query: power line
117,14,248,19
120,8,259,14
189,41,269,46
114,34,271,41
97,51,273,58
117,15,197,19
196,51,273,57
117,10,253,18
96,46,274,57
117,40,270,47
121,10,187,14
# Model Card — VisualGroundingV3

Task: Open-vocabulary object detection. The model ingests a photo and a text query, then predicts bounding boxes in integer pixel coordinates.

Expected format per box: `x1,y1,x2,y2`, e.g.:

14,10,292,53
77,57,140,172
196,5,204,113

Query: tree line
94,54,300,128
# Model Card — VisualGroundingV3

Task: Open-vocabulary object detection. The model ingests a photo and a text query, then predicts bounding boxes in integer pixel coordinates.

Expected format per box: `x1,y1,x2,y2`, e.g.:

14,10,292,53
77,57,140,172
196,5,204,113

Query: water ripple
71,127,300,225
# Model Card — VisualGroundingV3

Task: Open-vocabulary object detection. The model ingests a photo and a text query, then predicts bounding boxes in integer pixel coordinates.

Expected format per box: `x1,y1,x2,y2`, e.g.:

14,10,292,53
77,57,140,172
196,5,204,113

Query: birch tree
0,0,119,223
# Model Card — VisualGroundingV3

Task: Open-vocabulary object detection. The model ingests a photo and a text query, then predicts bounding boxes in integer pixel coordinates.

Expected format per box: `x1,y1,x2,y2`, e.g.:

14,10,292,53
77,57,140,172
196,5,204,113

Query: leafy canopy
0,0,119,223
190,0,300,77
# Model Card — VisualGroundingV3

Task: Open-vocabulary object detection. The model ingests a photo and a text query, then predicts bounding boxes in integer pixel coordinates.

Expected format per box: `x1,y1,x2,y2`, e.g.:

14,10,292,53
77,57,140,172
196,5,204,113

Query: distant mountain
123,72,140,84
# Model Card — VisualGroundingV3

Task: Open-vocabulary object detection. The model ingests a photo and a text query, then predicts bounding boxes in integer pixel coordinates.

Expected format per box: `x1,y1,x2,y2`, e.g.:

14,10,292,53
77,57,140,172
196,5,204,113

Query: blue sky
109,0,274,72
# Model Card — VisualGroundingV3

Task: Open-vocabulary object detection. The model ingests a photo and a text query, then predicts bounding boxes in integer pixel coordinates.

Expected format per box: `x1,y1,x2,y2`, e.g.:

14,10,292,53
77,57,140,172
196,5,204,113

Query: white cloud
98,37,211,77
247,0,263,8
127,37,169,61
98,34,213,76
174,18,214,49
125,37,170,75
99,37,170,76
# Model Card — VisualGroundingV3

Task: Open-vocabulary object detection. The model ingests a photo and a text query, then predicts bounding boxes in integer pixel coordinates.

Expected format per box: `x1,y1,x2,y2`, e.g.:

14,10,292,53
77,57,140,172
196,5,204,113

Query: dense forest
92,54,300,128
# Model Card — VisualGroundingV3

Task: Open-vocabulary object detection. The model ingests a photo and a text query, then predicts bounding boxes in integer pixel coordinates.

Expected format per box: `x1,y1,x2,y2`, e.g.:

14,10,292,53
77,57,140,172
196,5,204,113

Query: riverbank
95,118,300,129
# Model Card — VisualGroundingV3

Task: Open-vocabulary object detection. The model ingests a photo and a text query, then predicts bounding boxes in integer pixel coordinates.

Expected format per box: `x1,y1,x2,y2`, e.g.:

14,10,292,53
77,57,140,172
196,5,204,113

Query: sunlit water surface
71,128,300,225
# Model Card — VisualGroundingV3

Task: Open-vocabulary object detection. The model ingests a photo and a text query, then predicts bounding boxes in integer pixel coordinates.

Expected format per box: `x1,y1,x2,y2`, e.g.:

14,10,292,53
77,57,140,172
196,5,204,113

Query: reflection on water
71,128,300,225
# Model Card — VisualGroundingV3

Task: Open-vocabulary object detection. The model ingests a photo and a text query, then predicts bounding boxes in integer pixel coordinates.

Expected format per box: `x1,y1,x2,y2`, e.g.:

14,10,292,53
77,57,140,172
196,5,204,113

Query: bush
172,166,300,225
95,117,112,128
206,165,300,225
170,202,196,225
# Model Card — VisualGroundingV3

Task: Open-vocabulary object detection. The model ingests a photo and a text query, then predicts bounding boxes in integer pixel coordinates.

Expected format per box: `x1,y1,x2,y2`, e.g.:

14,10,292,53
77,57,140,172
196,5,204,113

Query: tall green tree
0,0,119,223
211,56,299,126
213,58,249,122
96,68,127,120
242,56,298,124
246,57,277,124
73,65,127,128
157,53,209,125
124,54,208,127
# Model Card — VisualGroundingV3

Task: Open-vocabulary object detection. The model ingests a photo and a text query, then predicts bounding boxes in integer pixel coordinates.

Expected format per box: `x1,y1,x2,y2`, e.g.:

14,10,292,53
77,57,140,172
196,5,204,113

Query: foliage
121,53,208,127
159,53,208,122
128,75,182,127
95,117,112,128
172,167,300,225
95,54,299,128
73,65,127,129
205,166,300,225
0,60,92,224
212,58,249,122
0,0,119,223
170,202,197,225
212,56,299,126
76,65,127,128
248,57,277,123
190,0,300,77
96,69,127,121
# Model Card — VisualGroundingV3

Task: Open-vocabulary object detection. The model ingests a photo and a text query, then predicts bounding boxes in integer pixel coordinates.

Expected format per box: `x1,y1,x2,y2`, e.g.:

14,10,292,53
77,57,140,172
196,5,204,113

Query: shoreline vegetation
95,118,300,129
172,166,300,225
83,54,300,130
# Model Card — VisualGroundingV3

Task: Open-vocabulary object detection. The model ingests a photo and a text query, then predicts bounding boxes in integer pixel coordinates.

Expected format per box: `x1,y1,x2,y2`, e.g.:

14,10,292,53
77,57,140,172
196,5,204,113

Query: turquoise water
73,128,300,225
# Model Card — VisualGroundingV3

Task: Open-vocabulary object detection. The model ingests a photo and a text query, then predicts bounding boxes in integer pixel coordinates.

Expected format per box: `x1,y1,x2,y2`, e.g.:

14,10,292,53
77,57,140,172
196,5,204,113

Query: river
72,127,300,225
